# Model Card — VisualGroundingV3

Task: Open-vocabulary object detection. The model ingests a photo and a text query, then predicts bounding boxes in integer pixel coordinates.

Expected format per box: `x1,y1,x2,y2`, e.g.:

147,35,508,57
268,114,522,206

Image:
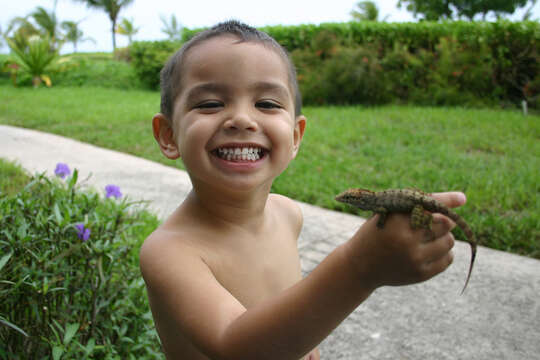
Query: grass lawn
0,159,31,196
1,84,538,258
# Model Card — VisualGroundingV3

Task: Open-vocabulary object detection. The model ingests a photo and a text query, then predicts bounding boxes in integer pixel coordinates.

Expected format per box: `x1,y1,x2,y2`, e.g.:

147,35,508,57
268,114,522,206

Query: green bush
293,32,534,107
5,34,61,88
0,168,162,359
52,56,141,89
294,45,391,105
183,21,539,108
185,21,540,54
129,40,181,90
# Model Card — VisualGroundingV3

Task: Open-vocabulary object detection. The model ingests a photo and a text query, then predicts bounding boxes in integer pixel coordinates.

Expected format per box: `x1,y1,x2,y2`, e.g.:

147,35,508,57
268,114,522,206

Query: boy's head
159,20,302,125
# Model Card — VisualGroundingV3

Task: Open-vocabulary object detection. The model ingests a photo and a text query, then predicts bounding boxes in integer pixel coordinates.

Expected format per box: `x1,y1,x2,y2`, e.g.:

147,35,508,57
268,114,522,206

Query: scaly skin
335,188,477,294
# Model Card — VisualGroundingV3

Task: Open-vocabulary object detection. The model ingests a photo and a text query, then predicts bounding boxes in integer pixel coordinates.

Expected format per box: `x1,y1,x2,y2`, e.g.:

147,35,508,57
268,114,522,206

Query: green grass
1,85,538,258
0,158,31,196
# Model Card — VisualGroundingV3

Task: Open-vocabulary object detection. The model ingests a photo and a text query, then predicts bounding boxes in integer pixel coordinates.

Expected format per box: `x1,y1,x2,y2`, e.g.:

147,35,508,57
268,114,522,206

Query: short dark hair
159,20,302,123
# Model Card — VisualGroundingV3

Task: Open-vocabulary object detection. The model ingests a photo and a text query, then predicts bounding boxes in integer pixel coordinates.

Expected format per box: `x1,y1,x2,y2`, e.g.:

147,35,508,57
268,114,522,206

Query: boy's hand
344,192,466,290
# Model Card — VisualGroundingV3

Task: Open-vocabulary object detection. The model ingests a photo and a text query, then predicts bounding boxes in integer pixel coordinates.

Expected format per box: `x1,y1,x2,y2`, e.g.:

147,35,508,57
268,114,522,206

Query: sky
2,0,539,53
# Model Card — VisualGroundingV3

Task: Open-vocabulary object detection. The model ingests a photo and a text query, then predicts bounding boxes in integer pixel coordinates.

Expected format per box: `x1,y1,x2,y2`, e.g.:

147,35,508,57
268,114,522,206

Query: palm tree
523,0,538,20
7,34,60,87
115,17,139,45
61,20,95,52
73,0,134,50
30,6,61,50
4,17,40,51
160,14,183,41
351,1,388,22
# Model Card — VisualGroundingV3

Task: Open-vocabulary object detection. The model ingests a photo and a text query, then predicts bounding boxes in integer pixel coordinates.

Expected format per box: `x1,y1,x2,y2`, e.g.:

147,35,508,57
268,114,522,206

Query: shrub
52,56,141,89
5,34,64,88
129,40,181,90
379,42,434,101
423,37,496,106
182,21,539,109
0,167,162,359
113,46,132,63
294,45,391,106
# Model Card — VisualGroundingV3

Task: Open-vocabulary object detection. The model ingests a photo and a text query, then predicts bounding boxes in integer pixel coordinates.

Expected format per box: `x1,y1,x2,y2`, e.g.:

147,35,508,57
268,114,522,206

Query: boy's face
154,35,305,194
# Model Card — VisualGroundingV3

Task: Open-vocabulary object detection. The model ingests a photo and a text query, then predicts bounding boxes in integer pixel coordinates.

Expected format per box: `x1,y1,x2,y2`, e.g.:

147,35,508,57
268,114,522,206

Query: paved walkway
2,125,539,359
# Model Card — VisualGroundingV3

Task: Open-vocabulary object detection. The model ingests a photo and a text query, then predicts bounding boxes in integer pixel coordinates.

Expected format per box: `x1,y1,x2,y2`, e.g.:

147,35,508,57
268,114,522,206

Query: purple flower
54,163,71,179
75,223,91,242
105,184,122,199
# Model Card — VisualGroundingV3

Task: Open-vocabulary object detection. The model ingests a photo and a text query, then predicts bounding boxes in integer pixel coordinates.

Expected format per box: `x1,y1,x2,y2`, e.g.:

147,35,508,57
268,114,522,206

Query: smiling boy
140,20,464,360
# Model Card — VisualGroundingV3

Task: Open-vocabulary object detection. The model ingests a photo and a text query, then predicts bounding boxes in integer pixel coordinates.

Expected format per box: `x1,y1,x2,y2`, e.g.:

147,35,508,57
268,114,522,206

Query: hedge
129,40,181,90
132,21,539,107
182,21,540,53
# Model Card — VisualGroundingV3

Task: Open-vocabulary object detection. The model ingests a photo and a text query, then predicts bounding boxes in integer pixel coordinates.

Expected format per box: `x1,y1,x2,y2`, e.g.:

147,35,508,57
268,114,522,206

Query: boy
140,20,464,360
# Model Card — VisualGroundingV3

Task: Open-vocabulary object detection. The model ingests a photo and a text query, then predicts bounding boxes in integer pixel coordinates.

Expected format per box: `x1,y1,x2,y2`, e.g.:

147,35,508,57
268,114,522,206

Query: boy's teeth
216,147,263,161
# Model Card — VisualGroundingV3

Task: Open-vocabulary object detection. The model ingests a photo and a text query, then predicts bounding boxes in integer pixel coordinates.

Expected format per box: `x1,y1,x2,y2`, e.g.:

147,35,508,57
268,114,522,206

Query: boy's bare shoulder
139,225,198,285
268,193,303,237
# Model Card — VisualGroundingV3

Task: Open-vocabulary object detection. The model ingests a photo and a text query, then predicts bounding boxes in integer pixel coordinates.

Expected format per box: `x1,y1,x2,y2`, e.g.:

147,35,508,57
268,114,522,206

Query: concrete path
2,124,539,359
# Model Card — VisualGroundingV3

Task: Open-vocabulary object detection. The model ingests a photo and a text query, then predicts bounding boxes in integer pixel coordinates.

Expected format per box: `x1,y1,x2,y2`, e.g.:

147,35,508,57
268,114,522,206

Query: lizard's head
335,188,376,207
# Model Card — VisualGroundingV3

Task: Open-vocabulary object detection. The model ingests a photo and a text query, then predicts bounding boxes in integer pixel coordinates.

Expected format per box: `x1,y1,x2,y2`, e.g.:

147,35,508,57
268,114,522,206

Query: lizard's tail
460,241,477,295
444,208,477,295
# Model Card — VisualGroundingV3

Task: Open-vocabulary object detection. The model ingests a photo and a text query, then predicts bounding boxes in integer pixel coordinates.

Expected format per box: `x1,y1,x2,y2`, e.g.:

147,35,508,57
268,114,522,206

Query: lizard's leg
375,208,388,228
411,205,432,230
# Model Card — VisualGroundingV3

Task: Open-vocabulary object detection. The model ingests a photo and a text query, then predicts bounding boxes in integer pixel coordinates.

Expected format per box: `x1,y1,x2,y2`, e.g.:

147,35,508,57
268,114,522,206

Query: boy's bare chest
201,234,302,308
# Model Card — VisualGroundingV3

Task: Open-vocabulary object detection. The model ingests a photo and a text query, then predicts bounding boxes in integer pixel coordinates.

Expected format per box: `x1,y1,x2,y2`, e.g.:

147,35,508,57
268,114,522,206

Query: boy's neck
185,185,271,232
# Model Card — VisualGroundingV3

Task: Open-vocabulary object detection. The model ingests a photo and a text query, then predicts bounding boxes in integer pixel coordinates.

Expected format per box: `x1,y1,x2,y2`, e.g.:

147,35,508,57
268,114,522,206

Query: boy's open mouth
212,146,267,162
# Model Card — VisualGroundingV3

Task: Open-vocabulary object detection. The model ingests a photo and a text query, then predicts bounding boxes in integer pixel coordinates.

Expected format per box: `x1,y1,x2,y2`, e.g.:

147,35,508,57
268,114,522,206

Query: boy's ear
152,113,180,159
292,115,306,158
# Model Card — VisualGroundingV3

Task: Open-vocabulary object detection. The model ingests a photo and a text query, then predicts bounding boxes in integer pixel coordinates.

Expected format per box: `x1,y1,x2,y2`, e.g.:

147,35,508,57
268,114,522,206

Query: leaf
52,346,63,360
63,322,79,345
68,169,78,191
16,223,27,239
41,74,52,87
0,252,12,271
54,203,63,225
84,338,95,354
0,316,29,337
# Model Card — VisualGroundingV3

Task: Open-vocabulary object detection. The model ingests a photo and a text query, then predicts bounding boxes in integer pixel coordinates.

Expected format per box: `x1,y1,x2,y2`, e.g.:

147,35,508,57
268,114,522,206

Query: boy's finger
431,213,456,234
422,232,455,264
429,192,467,209
423,247,454,277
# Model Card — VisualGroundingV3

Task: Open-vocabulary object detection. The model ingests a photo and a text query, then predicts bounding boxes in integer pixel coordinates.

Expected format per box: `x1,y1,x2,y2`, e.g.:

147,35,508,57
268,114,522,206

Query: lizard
335,188,477,294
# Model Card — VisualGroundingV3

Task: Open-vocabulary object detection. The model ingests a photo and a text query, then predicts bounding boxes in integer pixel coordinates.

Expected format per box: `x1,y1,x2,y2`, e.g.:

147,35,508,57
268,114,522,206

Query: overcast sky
2,0,539,53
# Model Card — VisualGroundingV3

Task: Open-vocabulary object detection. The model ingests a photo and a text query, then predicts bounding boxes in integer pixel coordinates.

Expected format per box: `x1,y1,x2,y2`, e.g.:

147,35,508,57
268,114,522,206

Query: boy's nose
223,108,258,132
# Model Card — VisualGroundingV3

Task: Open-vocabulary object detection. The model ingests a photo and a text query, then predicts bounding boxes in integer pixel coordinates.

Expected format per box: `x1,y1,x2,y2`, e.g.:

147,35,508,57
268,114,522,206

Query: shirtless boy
140,20,465,360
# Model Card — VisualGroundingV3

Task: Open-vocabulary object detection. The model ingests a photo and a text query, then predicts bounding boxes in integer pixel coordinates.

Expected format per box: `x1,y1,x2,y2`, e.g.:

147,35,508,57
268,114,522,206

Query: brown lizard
335,188,477,294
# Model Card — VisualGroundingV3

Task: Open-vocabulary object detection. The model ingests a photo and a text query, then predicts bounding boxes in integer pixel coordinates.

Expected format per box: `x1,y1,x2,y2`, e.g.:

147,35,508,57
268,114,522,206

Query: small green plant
0,163,162,359
5,34,64,87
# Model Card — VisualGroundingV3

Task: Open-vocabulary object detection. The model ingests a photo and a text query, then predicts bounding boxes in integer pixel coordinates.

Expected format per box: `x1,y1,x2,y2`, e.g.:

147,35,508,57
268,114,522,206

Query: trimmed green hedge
183,21,540,53
133,21,539,107
129,40,182,90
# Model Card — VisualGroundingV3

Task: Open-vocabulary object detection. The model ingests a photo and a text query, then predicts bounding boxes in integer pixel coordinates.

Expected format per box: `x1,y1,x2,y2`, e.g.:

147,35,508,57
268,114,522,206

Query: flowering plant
0,164,160,358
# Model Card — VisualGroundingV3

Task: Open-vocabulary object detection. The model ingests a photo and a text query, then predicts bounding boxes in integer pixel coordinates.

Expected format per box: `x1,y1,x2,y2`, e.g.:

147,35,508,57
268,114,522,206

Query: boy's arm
140,192,462,360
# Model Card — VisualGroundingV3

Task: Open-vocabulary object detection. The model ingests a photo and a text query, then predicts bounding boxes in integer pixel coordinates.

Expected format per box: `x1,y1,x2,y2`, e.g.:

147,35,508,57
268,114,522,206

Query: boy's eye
256,100,281,110
195,101,223,109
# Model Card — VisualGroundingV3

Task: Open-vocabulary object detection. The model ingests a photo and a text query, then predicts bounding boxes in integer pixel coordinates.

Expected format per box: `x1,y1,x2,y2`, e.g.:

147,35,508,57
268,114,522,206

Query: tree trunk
111,20,116,50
